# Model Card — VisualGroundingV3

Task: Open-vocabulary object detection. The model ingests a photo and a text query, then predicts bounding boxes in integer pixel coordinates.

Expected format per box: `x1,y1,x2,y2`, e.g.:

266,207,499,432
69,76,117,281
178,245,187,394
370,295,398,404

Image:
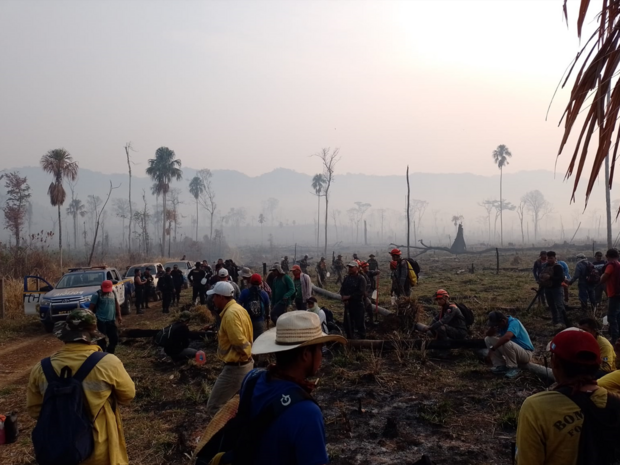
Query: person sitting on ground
579,317,616,376
232,311,346,465
306,296,328,333
27,309,135,465
163,311,198,361
417,289,468,340
601,248,620,345
205,281,253,416
516,329,619,464
270,263,295,323
540,251,569,329
569,253,598,313
485,311,534,379
291,265,313,310
89,280,121,354
238,273,271,340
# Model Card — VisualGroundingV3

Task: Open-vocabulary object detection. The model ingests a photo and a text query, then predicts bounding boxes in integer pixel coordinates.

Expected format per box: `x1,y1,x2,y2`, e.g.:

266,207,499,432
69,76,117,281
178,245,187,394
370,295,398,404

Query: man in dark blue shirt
241,311,347,465
238,273,270,340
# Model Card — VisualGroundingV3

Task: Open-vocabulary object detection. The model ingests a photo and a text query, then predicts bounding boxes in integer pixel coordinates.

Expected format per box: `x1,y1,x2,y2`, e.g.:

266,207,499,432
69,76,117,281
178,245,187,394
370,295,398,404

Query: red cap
101,280,113,293
250,273,262,285
291,265,302,272
549,329,601,365
390,248,401,256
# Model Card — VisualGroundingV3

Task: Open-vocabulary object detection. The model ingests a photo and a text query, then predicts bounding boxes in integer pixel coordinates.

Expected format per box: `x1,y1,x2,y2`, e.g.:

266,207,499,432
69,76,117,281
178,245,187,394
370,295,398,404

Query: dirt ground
0,249,602,464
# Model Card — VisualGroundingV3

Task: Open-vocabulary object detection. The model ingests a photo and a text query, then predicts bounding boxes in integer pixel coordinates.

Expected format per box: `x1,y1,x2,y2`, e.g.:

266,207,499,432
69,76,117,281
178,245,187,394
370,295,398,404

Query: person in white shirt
306,297,328,333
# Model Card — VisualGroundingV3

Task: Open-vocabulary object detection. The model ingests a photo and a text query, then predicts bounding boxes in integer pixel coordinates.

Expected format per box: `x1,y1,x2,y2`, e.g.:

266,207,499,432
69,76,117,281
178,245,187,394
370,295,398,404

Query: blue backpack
32,351,108,465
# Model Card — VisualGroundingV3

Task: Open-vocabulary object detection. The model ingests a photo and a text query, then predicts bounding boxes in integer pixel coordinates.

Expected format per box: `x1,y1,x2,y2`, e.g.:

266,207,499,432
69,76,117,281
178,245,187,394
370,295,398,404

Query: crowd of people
23,247,620,465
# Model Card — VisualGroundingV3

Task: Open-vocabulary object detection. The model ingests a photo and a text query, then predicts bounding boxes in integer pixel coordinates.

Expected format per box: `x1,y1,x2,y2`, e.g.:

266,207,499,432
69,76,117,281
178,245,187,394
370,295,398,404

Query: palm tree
146,147,183,256
40,148,79,269
311,174,326,252
66,198,86,250
492,144,512,246
189,175,205,241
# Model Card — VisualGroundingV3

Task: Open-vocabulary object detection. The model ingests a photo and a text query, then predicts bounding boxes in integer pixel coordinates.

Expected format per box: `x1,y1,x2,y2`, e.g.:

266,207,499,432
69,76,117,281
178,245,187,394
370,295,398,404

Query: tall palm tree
492,144,512,246
189,175,205,241
311,174,326,252
40,148,79,269
146,147,183,256
66,197,86,249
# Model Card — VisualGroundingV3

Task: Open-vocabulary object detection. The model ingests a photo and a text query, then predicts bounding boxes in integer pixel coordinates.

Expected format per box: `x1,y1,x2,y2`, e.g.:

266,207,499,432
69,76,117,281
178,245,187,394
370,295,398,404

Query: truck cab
25,266,132,333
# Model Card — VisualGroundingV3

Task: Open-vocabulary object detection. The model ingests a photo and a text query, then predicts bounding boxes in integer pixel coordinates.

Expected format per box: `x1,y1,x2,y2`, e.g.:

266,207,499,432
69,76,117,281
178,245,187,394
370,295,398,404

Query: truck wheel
121,300,130,316
43,321,54,333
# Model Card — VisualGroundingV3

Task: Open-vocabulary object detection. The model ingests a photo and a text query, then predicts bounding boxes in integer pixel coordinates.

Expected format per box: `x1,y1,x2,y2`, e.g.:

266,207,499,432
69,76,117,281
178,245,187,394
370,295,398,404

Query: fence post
0,277,5,319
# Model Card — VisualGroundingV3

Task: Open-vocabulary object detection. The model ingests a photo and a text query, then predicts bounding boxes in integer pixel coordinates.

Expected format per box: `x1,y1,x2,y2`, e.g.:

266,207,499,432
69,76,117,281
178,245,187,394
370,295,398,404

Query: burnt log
311,285,393,316
120,328,215,339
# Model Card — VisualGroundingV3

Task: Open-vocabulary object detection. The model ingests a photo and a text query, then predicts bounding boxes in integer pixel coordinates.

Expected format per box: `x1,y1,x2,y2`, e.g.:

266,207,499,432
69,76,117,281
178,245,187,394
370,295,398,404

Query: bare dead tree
406,165,411,258
313,147,341,256
516,200,526,245
522,190,552,241
124,142,136,255
198,169,217,240
88,181,120,265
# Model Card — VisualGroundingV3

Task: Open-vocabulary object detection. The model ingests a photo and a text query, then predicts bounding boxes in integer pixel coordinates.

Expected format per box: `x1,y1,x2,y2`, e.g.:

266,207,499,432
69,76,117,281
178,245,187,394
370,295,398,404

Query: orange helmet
360,261,369,268
390,248,402,256
390,260,398,270
435,289,450,300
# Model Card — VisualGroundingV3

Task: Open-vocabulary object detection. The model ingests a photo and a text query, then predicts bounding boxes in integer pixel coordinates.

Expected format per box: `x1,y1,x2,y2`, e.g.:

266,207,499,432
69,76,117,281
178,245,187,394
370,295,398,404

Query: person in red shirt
600,248,620,343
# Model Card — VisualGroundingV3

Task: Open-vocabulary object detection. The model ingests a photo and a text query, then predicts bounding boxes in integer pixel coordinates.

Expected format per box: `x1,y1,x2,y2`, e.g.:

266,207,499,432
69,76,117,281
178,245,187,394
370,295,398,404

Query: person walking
340,261,367,339
27,309,135,465
291,264,312,310
188,261,207,305
143,269,155,307
157,267,174,314
569,253,598,313
133,269,146,314
540,251,569,329
281,255,290,273
270,264,295,324
316,257,327,288
300,255,309,274
170,264,184,306
334,254,344,285
601,248,620,344
205,282,253,416
89,280,121,354
532,251,548,307
238,273,271,340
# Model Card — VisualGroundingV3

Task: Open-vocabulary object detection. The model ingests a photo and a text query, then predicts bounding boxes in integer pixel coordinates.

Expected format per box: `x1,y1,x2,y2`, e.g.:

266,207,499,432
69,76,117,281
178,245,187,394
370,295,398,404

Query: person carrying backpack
195,311,346,465
27,309,135,465
569,253,598,313
416,289,469,340
517,329,620,465
389,248,414,298
238,274,271,340
89,280,121,354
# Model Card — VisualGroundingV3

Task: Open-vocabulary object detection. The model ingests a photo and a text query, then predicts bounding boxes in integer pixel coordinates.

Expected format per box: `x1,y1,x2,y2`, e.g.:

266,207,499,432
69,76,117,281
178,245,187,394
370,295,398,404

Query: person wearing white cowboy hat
238,266,252,291
205,281,254,416
236,311,345,465
215,267,240,300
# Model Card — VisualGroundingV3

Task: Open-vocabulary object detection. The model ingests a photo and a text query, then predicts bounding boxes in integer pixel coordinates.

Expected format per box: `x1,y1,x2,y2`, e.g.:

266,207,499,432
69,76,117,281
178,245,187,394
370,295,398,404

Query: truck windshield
56,271,106,289
126,265,157,278
164,262,189,270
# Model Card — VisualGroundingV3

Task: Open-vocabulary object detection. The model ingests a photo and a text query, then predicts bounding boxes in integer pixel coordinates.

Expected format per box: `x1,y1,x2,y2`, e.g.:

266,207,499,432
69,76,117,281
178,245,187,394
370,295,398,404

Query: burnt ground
0,250,601,464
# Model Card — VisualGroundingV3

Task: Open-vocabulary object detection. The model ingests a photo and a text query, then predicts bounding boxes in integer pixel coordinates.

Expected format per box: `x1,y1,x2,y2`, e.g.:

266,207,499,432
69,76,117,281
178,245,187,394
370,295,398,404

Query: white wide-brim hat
252,311,347,355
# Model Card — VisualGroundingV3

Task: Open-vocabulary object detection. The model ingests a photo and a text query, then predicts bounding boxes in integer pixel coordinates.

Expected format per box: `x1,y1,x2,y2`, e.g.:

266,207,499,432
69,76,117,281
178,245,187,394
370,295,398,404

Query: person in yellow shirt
516,329,612,465
579,317,617,375
206,281,253,416
27,309,135,465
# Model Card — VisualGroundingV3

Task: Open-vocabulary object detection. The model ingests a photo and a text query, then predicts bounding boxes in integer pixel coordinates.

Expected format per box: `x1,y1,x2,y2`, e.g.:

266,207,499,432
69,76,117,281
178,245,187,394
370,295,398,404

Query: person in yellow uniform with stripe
579,317,616,376
206,281,254,416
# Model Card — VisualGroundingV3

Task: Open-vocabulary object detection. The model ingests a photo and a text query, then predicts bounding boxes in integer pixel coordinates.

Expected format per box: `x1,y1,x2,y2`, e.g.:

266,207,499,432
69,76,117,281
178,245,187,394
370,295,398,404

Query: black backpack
155,324,173,347
557,388,620,465
455,303,475,327
195,370,315,465
585,262,601,286
244,287,264,319
32,352,108,465
406,258,421,276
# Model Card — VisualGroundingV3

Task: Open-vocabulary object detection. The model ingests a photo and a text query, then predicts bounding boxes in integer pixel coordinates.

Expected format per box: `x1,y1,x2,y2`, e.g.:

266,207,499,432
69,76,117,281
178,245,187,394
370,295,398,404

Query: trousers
545,287,568,326
609,296,620,343
485,337,532,368
344,302,366,339
206,362,253,416
96,320,119,354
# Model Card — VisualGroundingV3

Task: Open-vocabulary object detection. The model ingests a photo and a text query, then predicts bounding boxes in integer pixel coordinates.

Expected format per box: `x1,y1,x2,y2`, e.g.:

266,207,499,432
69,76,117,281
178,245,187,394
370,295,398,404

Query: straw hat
252,311,346,355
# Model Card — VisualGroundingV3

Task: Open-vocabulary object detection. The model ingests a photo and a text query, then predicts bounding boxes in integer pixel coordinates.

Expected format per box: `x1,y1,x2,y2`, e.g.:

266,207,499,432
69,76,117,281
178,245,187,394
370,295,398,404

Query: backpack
454,303,475,327
405,261,418,287
244,287,264,319
32,352,108,465
557,388,620,465
195,370,316,465
406,258,421,276
585,262,601,286
155,324,173,347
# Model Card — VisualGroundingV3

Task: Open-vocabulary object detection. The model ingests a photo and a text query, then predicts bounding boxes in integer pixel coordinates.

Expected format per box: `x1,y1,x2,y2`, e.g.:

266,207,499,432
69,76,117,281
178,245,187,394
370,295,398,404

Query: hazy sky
0,0,591,177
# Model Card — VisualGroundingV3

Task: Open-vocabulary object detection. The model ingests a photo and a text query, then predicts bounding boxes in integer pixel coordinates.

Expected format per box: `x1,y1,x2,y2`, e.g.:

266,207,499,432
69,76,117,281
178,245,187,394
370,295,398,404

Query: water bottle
195,350,206,365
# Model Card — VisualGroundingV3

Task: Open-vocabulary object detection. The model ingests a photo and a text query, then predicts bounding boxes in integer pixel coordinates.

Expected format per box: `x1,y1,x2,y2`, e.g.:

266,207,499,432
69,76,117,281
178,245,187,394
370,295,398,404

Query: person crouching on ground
234,311,346,465
485,311,534,379
306,296,328,333
89,280,121,354
417,289,468,340
157,266,174,314
164,311,198,361
205,281,254,416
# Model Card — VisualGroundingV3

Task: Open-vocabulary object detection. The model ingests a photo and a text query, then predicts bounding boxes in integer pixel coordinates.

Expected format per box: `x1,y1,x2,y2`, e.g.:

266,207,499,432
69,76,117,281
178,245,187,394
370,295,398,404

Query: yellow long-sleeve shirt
217,299,253,363
27,343,135,465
